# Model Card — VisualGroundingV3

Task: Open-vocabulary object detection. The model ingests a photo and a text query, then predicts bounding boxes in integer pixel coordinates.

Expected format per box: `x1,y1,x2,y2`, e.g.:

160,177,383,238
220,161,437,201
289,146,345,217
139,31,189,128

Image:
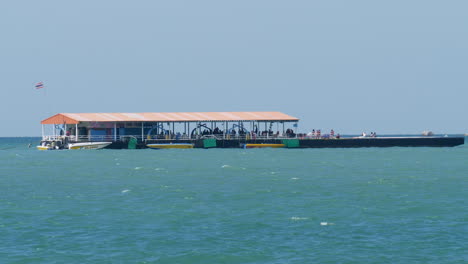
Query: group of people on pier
360,132,377,137
150,127,343,140
147,126,298,140
306,129,341,139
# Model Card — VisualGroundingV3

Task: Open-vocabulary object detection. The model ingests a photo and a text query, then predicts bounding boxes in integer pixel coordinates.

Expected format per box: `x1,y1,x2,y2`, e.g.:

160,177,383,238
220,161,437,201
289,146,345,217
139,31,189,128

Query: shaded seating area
40,112,300,143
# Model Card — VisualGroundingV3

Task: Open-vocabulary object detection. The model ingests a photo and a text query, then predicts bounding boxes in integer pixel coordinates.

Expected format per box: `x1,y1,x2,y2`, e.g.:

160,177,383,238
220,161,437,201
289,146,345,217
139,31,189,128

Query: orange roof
41,112,299,124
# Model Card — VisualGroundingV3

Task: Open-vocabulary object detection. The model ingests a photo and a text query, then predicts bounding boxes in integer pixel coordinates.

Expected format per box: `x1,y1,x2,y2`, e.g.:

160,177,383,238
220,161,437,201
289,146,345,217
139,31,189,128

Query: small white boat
67,142,112,150
147,143,194,149
37,141,61,150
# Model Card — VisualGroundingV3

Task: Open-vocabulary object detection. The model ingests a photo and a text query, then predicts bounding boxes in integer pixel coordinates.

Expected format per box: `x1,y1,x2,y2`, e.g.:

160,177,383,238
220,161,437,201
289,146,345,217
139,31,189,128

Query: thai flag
35,82,44,89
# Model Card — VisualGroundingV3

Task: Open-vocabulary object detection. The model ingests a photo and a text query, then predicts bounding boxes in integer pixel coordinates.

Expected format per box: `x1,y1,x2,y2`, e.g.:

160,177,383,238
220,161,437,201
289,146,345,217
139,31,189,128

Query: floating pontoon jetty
39,112,464,149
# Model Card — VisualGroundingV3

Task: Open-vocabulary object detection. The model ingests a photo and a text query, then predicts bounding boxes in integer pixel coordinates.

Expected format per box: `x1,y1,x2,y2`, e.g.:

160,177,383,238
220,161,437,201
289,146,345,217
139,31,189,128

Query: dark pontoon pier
39,112,464,149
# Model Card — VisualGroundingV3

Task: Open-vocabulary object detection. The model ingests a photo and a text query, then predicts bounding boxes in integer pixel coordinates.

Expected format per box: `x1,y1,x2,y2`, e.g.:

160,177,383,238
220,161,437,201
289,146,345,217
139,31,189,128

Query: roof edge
41,114,79,125
40,112,299,124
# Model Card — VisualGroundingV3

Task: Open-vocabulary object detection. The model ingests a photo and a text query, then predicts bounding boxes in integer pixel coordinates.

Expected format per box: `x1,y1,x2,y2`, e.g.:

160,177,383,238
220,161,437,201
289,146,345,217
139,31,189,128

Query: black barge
106,136,464,149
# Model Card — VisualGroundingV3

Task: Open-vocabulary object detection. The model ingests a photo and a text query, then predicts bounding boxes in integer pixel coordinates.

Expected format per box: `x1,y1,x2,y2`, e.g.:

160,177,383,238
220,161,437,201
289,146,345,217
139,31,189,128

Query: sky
1,0,467,136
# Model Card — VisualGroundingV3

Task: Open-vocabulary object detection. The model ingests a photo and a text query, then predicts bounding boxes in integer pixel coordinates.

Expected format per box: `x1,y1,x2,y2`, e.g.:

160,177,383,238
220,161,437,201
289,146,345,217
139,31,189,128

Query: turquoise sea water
0,137,467,263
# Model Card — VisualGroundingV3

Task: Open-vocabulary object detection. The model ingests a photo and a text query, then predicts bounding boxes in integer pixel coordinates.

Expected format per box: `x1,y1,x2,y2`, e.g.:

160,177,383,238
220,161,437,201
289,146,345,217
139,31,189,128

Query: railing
144,134,299,141
42,133,308,142
42,135,124,142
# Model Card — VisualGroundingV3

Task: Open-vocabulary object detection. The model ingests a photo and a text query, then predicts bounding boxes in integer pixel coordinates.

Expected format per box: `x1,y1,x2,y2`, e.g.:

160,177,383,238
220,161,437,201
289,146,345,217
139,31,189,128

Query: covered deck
40,112,300,143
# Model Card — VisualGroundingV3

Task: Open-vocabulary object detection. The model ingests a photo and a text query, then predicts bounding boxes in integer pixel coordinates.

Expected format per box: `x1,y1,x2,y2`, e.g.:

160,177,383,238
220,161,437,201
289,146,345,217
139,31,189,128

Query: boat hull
102,136,465,149
37,145,53,150
297,137,465,148
243,143,285,148
147,143,194,149
68,142,112,150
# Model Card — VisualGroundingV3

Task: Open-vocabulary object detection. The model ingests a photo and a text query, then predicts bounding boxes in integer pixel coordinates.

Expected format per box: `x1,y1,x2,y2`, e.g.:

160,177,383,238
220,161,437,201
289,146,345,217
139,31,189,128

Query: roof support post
76,124,78,142
223,121,226,140
114,122,117,141
141,122,144,142
295,122,298,137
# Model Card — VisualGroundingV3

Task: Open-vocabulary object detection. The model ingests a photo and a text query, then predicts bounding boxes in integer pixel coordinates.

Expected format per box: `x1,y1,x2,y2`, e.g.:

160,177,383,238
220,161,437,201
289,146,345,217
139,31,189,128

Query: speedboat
67,142,112,150
37,141,61,150
146,143,194,149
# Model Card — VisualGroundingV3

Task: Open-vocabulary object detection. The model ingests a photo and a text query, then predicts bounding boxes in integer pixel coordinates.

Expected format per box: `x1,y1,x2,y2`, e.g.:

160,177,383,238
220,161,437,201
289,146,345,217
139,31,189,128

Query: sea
0,137,466,264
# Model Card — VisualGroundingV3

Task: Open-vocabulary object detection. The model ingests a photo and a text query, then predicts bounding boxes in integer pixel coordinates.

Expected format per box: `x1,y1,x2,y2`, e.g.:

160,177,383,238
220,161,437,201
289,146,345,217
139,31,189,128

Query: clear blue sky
1,1,467,136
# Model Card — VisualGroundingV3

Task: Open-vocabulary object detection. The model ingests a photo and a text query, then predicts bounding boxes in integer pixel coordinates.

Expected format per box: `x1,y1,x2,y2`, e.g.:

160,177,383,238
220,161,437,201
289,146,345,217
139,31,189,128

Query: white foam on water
134,167,142,170
290,216,308,221
320,222,334,226
121,189,130,193
291,177,300,180
221,165,231,168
